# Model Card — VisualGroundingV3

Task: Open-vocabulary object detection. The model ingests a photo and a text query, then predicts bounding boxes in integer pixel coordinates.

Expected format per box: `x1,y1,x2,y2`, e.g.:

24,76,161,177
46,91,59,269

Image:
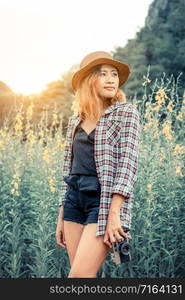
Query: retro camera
111,228,132,265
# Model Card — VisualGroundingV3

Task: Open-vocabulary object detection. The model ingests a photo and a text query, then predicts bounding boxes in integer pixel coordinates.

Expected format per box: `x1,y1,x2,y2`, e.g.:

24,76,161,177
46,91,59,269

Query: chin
102,96,115,101
103,92,116,98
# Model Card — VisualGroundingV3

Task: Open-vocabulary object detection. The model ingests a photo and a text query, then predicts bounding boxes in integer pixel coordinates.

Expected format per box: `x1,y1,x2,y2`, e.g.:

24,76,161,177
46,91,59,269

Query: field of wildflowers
0,74,185,278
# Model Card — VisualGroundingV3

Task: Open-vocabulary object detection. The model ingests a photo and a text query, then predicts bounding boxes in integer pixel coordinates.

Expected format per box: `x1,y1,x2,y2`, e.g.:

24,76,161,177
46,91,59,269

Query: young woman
55,51,141,278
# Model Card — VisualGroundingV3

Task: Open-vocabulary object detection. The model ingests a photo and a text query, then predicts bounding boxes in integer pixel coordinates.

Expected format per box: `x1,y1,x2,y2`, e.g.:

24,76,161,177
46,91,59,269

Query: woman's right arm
58,116,73,208
56,116,73,248
56,206,66,248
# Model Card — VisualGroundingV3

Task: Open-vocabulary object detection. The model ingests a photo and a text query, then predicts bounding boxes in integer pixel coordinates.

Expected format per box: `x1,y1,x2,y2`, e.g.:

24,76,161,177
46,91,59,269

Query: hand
55,213,66,248
103,210,131,248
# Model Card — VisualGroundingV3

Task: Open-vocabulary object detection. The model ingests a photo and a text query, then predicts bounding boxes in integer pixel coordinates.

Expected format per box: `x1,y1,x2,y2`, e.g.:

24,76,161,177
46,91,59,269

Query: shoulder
117,102,140,120
67,114,78,125
117,102,139,114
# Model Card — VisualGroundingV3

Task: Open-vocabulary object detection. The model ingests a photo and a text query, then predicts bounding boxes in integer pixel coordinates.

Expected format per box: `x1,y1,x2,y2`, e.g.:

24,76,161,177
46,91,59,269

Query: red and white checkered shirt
59,101,141,237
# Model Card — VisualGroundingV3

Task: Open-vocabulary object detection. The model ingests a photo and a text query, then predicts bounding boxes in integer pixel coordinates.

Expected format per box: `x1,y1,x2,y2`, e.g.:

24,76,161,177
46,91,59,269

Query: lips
104,87,115,90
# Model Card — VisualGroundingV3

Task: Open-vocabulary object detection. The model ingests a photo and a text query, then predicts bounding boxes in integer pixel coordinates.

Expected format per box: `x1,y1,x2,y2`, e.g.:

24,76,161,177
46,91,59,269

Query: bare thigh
63,220,85,265
68,223,111,278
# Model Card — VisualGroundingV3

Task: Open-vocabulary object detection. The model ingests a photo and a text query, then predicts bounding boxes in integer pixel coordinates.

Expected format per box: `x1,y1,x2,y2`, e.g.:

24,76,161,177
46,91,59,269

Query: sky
0,0,153,95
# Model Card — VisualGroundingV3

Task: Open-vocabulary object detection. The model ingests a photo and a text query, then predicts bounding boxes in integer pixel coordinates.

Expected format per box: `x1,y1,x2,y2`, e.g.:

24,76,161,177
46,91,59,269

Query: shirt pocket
106,120,122,146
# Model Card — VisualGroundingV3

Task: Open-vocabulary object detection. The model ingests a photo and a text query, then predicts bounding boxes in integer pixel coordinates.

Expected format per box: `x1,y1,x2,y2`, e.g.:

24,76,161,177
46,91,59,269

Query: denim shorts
62,174,101,225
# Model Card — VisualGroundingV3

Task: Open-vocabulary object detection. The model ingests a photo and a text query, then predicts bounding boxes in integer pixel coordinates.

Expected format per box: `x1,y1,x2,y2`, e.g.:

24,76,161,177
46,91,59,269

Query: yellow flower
142,75,151,86
162,120,173,140
175,166,183,176
172,144,185,156
11,188,15,194
143,124,148,132
26,103,34,118
48,175,56,193
167,100,174,113
0,140,5,148
14,182,19,189
152,105,161,111
155,89,168,106
42,148,51,163
159,149,166,161
50,186,56,193
176,112,183,121
52,113,58,120
147,184,153,192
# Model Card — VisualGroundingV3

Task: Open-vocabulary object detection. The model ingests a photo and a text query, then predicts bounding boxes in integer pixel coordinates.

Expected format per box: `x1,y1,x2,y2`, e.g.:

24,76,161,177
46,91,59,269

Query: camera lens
120,241,131,255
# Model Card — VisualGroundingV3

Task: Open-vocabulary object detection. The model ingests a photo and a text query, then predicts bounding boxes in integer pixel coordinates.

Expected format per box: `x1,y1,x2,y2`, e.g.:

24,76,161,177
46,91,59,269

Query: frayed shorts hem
62,216,98,225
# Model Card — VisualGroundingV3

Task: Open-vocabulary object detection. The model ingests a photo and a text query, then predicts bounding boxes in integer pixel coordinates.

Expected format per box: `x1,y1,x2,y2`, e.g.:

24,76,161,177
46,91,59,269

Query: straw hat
72,51,131,91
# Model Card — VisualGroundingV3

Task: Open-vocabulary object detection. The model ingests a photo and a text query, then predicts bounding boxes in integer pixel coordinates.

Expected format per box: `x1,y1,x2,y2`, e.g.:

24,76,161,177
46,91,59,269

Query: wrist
58,206,64,217
109,207,120,215
110,193,124,210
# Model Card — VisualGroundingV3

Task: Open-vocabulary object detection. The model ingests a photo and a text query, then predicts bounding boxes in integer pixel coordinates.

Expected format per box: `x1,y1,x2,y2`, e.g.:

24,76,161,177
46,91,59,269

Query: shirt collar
73,100,122,121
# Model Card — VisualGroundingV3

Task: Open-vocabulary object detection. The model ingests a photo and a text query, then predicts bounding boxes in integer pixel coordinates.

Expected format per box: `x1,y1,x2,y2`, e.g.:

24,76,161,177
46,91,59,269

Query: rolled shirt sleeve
58,117,73,207
111,104,141,199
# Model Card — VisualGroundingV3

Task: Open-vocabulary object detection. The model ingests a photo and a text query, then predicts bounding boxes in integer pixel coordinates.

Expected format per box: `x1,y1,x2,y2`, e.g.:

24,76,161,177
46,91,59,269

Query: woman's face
94,64,119,100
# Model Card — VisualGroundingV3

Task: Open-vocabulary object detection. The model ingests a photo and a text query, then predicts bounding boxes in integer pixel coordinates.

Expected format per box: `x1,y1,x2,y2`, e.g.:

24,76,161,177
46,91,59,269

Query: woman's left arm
104,104,141,248
104,193,129,248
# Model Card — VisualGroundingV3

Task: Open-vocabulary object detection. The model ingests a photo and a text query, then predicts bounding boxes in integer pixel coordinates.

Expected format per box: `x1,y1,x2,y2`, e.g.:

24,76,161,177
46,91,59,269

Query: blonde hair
71,65,127,121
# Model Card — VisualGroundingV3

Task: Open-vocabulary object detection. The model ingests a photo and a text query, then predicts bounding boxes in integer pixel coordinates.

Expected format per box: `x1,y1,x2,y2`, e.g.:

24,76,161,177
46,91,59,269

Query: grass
0,73,185,278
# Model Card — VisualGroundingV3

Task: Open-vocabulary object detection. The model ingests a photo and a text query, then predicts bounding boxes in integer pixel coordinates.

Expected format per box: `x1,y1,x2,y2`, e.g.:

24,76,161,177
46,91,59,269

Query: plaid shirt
59,101,141,237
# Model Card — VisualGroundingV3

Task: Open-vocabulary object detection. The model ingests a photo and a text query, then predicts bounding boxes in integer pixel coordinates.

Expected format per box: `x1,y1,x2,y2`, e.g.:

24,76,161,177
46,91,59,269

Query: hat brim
72,57,131,91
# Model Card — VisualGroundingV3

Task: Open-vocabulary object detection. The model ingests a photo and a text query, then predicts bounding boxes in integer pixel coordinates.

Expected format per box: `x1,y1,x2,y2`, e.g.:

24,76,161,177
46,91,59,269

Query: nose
106,73,115,83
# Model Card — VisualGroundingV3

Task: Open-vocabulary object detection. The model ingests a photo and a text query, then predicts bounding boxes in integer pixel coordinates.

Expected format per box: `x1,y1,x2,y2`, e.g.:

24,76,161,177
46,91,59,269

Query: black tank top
70,123,97,176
